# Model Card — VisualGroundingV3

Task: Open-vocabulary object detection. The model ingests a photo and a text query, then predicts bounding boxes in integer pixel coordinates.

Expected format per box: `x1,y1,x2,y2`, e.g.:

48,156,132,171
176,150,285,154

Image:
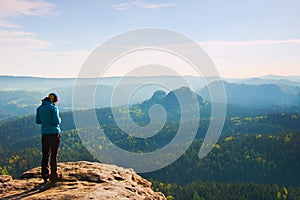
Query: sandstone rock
0,161,166,200
0,175,12,183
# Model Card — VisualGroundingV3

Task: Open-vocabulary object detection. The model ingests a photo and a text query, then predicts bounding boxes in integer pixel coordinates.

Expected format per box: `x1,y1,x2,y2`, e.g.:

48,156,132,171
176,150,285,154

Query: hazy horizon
1,73,300,79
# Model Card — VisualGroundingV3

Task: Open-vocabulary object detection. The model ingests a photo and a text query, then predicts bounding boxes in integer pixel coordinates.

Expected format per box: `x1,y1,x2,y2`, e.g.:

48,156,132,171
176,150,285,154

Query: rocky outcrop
0,161,166,200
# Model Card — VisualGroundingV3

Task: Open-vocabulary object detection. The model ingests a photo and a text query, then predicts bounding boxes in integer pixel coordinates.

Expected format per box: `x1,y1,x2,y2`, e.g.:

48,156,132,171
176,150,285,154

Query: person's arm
36,108,41,124
52,106,61,125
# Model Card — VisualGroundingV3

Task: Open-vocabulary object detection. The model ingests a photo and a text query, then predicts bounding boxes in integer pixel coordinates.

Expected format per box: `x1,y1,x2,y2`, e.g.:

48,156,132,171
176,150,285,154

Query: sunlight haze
0,0,299,78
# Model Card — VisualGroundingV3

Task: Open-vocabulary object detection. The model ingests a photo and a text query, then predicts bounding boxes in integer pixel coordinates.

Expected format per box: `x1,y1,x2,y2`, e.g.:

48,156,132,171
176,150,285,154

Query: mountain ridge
199,80,300,106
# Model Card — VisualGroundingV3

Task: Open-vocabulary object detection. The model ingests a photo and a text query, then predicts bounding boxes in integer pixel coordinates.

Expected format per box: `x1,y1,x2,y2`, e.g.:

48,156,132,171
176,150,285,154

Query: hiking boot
42,175,49,183
49,174,58,183
43,178,49,183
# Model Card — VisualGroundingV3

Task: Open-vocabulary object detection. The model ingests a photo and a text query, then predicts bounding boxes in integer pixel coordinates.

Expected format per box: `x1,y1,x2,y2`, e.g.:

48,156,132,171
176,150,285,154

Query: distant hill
232,77,300,87
0,75,198,91
199,81,300,106
225,74,300,85
1,75,299,91
0,76,75,91
0,90,44,119
261,74,300,82
1,75,300,120
131,87,206,123
0,75,198,119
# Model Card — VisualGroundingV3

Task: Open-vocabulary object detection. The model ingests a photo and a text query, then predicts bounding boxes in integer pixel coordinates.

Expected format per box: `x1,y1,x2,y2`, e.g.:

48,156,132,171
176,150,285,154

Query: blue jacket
36,99,61,134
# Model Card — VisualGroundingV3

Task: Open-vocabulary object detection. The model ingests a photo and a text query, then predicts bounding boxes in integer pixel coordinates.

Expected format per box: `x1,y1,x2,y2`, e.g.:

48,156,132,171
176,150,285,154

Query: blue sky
0,0,300,78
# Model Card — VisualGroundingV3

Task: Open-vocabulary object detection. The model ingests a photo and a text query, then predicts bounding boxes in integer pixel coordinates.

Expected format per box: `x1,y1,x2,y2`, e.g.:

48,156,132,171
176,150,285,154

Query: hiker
36,93,61,183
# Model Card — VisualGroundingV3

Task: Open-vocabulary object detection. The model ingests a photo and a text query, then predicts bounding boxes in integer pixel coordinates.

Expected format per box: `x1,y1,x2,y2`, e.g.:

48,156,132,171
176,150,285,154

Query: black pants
41,134,60,179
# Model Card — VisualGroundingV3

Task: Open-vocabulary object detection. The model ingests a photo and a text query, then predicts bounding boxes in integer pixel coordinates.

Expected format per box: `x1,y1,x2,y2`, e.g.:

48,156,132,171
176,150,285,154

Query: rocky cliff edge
0,161,166,200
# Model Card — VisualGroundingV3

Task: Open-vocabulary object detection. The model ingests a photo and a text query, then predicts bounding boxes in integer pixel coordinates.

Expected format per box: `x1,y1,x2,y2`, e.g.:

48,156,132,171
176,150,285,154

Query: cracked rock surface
0,161,166,200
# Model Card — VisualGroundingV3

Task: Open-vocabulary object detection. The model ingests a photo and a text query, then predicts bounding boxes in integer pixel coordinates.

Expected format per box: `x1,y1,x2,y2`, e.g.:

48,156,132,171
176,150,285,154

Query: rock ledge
0,161,166,200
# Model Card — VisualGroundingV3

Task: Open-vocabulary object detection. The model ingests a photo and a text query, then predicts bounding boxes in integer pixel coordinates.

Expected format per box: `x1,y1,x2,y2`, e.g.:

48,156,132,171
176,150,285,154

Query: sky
0,0,300,78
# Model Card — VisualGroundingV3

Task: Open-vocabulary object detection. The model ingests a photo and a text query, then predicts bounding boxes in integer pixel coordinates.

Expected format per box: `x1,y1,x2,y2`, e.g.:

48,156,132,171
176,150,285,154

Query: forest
0,86,300,199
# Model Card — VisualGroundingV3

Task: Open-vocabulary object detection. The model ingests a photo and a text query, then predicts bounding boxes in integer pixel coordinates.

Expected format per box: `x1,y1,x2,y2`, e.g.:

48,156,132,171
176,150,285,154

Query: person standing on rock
36,93,61,183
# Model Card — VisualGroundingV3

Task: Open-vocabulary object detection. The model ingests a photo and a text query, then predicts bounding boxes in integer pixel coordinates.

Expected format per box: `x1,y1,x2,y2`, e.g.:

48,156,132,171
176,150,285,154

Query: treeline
1,128,300,188
1,107,299,152
143,132,300,186
153,181,300,200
